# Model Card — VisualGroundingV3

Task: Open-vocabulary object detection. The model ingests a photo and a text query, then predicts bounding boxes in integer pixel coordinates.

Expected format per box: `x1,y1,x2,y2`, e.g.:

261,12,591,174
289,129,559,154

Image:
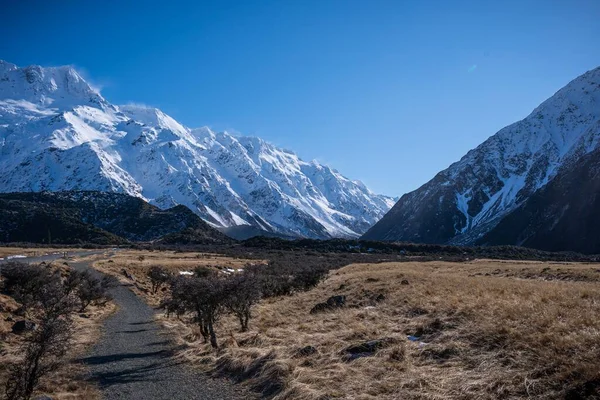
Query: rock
294,345,318,357
310,295,346,314
401,279,409,285
326,295,346,307
121,268,135,281
12,320,37,334
344,338,397,361
14,306,26,316
310,302,331,314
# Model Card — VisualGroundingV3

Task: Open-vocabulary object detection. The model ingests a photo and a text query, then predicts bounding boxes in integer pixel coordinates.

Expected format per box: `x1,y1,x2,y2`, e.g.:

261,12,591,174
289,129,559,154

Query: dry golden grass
93,250,257,306
162,259,600,399
0,262,116,400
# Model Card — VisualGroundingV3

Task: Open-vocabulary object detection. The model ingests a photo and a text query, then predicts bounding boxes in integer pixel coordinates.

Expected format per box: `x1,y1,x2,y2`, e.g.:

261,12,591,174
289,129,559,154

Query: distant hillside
219,225,297,241
0,191,231,245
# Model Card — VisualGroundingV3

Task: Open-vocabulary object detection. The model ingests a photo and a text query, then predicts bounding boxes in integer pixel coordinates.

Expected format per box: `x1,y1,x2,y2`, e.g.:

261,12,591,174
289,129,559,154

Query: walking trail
12,251,250,400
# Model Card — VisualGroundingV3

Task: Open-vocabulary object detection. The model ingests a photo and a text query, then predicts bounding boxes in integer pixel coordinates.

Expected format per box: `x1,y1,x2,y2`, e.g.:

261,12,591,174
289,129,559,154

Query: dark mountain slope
0,195,126,244
477,147,600,253
362,66,600,254
0,191,231,244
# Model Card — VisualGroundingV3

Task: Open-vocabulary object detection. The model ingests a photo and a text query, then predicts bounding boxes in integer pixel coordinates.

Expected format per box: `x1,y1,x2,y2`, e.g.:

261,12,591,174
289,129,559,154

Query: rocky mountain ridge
0,60,394,239
363,66,600,253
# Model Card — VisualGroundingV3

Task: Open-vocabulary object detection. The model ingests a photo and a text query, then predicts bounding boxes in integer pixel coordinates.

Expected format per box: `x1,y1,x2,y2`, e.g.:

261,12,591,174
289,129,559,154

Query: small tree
167,275,226,348
4,265,77,400
147,266,171,294
223,274,261,332
0,262,57,311
66,270,117,312
5,313,72,400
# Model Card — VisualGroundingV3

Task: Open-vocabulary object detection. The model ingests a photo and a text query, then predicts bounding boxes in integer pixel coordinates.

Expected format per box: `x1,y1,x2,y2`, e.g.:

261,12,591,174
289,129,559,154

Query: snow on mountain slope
363,66,600,245
0,60,394,239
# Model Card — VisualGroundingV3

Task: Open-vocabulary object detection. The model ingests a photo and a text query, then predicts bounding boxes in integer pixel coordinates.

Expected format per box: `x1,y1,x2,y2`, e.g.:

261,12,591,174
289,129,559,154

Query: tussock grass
169,260,600,399
93,250,256,307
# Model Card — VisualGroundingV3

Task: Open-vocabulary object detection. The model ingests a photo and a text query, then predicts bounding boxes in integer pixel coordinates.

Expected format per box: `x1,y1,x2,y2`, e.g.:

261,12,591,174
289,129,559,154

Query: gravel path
3,251,250,400
69,257,251,400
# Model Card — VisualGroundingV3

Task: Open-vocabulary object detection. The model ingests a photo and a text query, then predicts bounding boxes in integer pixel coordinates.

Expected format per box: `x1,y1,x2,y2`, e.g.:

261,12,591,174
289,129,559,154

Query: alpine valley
0,60,395,240
363,66,600,254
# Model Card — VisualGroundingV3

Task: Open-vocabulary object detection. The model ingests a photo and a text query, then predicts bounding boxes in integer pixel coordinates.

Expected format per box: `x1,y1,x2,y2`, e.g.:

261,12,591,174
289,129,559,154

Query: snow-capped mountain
363,66,600,250
0,60,394,239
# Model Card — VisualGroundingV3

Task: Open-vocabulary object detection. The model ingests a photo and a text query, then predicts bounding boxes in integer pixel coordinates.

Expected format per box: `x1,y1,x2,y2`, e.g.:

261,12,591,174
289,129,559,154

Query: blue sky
1,0,599,196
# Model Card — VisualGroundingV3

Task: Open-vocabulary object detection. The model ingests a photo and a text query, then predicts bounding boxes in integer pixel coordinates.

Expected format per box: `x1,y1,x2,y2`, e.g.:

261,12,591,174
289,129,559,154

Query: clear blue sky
1,0,599,196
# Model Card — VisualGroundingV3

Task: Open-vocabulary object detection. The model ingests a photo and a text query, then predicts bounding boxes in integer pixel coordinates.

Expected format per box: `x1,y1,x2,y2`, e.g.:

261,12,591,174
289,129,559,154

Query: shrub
167,275,227,348
1,262,62,312
147,266,171,294
65,270,117,312
193,265,216,278
5,313,72,400
3,263,78,400
223,274,261,332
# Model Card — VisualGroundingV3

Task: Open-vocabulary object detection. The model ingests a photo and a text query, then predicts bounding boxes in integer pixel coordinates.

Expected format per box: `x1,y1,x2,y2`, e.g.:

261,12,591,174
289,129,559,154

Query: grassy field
86,249,600,399
0,258,116,400
92,249,258,306
160,258,599,399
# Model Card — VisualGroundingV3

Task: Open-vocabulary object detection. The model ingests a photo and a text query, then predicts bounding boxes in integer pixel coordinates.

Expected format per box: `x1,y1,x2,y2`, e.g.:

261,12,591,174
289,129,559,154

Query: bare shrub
242,259,329,299
146,266,171,294
0,262,57,311
4,264,78,400
223,274,261,332
67,270,117,312
167,275,226,348
193,265,216,278
5,313,73,400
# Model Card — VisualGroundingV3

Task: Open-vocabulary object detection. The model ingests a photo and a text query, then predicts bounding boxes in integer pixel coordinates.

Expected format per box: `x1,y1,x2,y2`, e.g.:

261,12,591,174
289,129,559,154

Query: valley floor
4,248,597,399
93,251,600,399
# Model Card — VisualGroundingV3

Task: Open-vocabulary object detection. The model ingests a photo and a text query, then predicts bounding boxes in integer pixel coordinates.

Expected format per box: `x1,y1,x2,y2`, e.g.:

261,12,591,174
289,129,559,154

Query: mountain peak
0,61,105,108
363,65,600,249
119,104,189,137
0,59,393,240
0,60,18,74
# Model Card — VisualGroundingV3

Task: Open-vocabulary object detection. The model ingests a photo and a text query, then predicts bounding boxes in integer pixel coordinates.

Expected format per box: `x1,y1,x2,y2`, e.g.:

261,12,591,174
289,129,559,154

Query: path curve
5,251,250,400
